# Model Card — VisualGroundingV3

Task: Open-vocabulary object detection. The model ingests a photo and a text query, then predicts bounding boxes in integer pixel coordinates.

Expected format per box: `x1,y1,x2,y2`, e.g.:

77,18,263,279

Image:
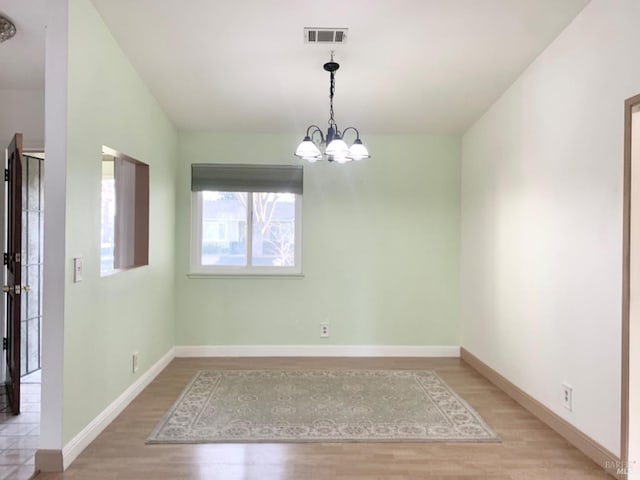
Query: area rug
147,370,499,444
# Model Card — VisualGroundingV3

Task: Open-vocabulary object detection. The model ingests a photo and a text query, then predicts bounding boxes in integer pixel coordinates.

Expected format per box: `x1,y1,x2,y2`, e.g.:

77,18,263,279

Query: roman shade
191,164,303,194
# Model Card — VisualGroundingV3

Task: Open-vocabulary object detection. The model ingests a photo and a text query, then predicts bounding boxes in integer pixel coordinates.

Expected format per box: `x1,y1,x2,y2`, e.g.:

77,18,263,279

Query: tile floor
0,371,40,480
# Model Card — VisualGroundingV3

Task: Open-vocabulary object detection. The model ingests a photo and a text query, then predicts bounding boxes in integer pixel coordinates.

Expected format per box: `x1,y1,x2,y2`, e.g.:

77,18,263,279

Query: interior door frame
622,93,640,478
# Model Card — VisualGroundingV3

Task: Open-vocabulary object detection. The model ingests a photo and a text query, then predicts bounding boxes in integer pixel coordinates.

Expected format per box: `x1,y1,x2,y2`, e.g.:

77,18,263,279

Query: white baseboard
59,347,175,470
174,345,460,358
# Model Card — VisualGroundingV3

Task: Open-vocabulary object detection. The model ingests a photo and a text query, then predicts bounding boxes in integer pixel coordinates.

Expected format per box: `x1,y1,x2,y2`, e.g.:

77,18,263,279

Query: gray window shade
191,164,303,194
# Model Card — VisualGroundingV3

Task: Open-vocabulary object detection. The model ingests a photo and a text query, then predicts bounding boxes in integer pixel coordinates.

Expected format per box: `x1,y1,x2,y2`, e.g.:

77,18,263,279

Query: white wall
461,0,640,456
40,0,68,454
0,89,45,150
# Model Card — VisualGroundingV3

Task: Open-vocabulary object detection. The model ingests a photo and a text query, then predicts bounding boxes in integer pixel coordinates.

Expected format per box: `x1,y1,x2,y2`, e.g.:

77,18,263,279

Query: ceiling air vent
304,28,348,44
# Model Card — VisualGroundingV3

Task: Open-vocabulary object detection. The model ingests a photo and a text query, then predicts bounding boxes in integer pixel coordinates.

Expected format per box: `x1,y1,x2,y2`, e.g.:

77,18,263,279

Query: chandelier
0,15,16,43
295,53,370,163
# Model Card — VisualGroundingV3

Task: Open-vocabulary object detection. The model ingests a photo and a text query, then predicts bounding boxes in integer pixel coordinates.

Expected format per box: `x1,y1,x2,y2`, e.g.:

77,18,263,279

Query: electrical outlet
132,352,139,373
320,322,329,338
562,383,572,411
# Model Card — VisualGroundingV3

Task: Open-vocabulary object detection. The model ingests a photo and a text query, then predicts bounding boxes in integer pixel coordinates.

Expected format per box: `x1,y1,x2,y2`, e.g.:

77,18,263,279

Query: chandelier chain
328,71,336,128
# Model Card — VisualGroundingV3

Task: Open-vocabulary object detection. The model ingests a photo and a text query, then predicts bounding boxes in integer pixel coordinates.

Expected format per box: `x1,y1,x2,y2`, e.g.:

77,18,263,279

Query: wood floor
34,357,613,479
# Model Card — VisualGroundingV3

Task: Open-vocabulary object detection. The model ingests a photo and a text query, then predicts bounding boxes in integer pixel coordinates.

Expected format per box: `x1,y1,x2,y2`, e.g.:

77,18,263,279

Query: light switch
74,257,83,283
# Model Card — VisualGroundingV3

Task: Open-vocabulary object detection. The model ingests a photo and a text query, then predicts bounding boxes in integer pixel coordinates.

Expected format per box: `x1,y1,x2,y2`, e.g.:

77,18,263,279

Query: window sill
187,272,304,279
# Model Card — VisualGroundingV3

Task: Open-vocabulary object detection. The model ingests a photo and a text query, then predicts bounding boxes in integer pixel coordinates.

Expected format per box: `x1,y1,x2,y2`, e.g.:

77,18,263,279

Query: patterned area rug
147,370,499,443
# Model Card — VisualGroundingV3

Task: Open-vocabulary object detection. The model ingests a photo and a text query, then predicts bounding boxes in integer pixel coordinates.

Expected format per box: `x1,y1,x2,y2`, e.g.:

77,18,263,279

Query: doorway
0,142,43,478
2,151,44,385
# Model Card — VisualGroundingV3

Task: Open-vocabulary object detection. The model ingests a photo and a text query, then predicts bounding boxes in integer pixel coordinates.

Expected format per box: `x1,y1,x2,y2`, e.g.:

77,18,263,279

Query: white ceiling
0,0,45,89
0,0,590,135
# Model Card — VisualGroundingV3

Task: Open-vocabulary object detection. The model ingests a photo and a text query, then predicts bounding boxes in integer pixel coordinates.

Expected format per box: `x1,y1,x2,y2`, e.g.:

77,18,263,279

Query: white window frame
190,191,303,276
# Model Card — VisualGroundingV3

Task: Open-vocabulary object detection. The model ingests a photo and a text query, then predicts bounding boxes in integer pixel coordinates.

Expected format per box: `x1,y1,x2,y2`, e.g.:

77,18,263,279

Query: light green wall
63,0,177,443
175,132,461,345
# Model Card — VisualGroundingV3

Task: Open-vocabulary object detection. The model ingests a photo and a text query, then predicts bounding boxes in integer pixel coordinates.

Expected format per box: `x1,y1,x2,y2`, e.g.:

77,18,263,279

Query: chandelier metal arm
341,126,361,141
304,124,325,143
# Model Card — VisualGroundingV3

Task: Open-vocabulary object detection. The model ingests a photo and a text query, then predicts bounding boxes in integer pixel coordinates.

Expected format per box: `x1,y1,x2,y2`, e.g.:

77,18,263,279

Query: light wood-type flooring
34,357,613,479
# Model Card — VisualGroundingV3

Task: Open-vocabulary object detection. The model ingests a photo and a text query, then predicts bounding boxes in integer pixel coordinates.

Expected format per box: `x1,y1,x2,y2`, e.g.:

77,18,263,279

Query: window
100,146,149,276
190,164,302,275
203,221,228,242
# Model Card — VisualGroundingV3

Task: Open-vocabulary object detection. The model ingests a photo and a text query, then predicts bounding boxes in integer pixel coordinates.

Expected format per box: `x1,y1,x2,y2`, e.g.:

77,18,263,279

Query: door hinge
4,169,8,182
2,338,6,351
3,253,19,264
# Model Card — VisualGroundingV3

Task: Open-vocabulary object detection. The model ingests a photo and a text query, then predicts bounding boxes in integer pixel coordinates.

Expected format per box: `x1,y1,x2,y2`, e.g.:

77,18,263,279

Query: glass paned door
20,154,43,377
